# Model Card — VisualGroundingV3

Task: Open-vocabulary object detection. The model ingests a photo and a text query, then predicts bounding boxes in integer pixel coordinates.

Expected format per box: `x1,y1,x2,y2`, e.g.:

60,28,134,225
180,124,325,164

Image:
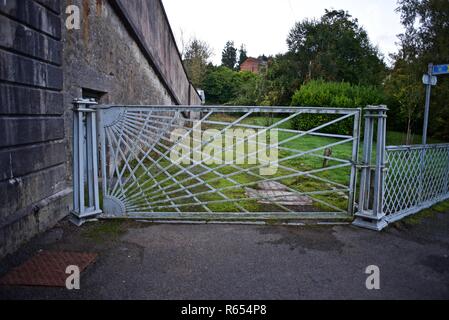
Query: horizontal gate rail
95,105,361,220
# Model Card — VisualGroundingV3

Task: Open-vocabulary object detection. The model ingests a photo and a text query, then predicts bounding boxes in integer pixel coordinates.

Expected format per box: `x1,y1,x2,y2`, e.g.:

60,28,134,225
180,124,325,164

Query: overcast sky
162,0,405,66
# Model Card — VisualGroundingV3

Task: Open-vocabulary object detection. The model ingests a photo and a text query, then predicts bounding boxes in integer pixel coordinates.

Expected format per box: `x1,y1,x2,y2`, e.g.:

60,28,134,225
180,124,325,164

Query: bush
202,66,241,104
290,80,386,134
227,71,261,106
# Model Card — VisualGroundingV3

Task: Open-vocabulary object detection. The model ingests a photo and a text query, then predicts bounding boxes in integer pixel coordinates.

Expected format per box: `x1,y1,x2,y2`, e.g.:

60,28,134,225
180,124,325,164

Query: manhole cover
0,251,97,287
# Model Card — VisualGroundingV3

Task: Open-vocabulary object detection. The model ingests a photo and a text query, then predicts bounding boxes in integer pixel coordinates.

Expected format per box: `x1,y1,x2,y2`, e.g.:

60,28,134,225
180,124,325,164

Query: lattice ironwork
96,106,360,220
384,143,449,221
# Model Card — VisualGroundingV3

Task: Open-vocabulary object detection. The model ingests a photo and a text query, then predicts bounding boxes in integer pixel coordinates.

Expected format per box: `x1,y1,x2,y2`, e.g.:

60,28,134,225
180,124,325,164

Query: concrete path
0,208,448,299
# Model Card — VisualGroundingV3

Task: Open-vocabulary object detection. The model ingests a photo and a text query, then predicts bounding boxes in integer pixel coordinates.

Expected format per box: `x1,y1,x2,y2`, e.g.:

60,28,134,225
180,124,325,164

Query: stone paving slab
245,187,313,206
257,181,289,191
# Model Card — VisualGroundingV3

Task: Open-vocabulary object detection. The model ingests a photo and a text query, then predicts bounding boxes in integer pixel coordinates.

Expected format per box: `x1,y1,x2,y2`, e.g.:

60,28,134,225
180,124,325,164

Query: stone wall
0,0,69,258
0,0,200,258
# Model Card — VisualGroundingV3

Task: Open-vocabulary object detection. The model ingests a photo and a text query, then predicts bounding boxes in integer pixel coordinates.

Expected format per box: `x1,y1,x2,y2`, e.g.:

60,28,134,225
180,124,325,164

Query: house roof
241,57,259,64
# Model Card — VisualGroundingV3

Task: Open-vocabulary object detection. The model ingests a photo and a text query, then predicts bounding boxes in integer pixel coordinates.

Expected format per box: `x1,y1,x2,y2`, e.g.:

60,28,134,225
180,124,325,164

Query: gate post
71,98,102,225
353,105,389,231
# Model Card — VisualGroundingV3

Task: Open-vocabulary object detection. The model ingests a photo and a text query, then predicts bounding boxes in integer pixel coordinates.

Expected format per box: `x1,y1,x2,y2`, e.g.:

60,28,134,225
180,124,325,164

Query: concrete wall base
0,188,71,259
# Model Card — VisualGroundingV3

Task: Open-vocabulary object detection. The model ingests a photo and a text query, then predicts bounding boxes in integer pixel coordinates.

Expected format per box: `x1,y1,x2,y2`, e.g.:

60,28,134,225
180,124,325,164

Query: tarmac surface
0,208,448,299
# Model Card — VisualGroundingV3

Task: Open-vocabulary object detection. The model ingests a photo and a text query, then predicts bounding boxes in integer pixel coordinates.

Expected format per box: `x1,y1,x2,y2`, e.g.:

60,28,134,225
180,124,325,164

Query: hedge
290,80,386,135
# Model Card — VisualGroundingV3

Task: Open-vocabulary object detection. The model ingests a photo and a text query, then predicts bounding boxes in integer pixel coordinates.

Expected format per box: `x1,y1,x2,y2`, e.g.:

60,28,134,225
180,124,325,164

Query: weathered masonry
0,0,201,258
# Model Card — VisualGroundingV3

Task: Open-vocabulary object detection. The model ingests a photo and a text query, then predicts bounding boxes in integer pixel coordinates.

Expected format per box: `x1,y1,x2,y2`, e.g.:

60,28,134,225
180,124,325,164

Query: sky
162,0,405,66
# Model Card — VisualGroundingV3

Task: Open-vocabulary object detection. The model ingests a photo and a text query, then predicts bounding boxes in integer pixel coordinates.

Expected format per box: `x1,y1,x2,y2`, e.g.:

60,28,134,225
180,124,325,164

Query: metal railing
384,143,449,222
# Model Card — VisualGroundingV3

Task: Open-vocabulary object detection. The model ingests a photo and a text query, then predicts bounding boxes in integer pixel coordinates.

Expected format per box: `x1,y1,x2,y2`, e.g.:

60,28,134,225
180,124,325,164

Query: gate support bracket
353,106,389,231
71,98,102,225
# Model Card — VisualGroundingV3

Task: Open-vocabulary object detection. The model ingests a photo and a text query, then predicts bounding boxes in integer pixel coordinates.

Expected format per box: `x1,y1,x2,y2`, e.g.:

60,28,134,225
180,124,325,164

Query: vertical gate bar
358,112,372,212
99,109,108,197
77,106,85,215
372,108,386,215
72,111,80,212
348,110,361,215
86,112,94,207
364,114,374,210
91,111,101,211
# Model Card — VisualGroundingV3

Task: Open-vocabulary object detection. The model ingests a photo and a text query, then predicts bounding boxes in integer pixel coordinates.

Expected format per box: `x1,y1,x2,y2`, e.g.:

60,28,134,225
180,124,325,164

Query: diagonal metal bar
109,110,154,197
130,116,351,192
128,188,348,212
135,111,305,196
121,122,257,213
122,110,256,195
110,110,181,197
108,122,182,211
120,120,258,212
106,125,155,210
123,119,348,212
138,114,355,201
119,111,214,195
132,135,353,205
119,120,278,212
129,113,352,165
126,112,354,140
140,161,351,212
99,105,360,218
114,122,222,213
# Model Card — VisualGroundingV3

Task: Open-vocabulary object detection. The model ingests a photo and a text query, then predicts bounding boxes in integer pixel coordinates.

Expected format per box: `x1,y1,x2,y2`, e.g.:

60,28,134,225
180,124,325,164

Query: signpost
422,63,449,145
419,63,448,203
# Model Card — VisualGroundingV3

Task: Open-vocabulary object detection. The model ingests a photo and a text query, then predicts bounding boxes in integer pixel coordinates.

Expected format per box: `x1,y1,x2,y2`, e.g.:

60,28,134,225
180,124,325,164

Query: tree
286,9,386,86
182,38,212,88
238,44,248,68
258,53,302,106
389,0,449,140
230,71,262,106
202,65,240,104
384,56,423,144
221,41,238,70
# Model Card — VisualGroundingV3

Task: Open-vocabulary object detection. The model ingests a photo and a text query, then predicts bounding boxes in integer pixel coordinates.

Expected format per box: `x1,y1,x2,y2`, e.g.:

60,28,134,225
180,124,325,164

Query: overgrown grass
81,220,129,243
399,199,449,225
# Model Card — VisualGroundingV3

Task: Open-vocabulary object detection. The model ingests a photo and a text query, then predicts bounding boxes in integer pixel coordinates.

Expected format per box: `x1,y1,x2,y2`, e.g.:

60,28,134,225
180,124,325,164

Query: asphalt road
0,211,448,299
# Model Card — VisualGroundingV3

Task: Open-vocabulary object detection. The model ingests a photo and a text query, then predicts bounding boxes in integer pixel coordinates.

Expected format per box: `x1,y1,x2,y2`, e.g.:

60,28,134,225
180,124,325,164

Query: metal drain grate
0,251,97,287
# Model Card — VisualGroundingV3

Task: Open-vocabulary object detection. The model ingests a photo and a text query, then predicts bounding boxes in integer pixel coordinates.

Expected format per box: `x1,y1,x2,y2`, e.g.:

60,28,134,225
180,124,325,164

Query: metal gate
71,99,361,222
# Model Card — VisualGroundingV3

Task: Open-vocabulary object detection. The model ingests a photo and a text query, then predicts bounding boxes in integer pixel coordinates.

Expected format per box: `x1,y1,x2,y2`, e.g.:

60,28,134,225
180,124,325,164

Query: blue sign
432,64,449,75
